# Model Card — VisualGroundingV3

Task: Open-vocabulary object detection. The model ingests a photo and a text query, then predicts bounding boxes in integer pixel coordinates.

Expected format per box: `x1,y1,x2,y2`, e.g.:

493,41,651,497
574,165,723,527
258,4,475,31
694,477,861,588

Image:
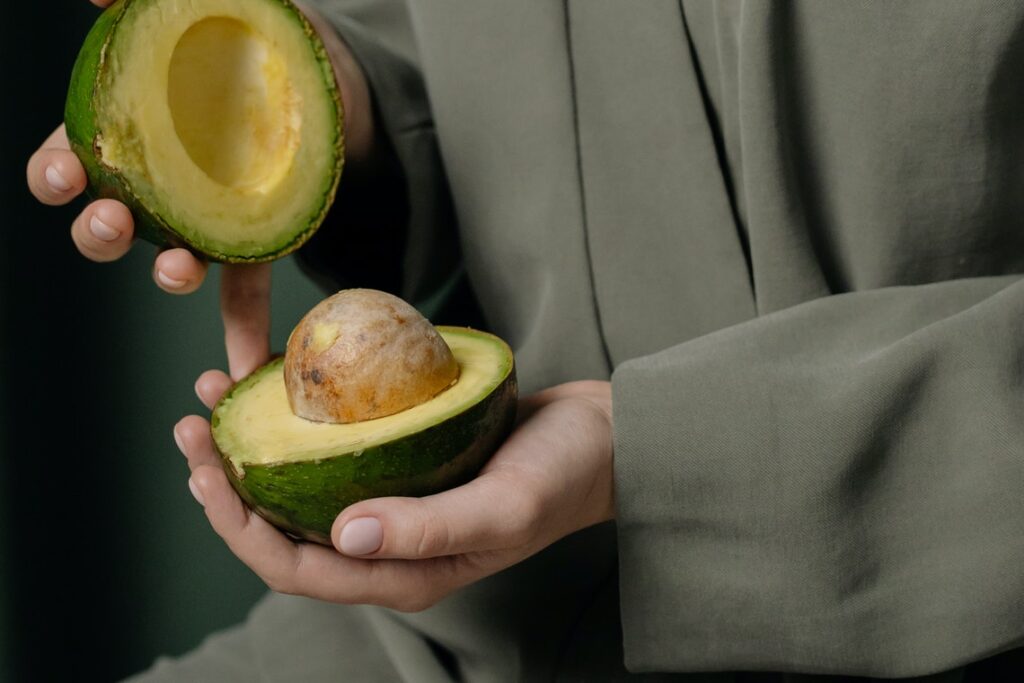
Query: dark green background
1,5,324,680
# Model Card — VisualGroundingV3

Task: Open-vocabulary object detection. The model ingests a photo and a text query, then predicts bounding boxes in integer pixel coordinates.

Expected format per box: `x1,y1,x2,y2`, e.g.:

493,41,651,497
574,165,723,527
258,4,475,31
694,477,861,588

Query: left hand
175,375,615,612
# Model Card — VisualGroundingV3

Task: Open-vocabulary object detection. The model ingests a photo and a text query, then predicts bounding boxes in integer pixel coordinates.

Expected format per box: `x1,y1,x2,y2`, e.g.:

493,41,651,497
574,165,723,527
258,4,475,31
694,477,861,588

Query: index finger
221,264,272,381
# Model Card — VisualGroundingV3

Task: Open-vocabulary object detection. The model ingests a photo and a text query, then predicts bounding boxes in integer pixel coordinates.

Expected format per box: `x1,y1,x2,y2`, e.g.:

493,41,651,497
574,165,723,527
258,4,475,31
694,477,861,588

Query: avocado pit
211,321,518,543
284,289,460,424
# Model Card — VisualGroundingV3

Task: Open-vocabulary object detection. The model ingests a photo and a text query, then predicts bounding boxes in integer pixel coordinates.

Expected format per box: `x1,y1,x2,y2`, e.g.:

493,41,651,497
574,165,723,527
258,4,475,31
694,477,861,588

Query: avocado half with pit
211,291,518,544
65,0,343,262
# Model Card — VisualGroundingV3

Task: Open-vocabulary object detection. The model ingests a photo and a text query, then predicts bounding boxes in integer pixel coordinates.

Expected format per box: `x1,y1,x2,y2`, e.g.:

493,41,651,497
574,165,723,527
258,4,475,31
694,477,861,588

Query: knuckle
508,489,544,546
414,509,453,558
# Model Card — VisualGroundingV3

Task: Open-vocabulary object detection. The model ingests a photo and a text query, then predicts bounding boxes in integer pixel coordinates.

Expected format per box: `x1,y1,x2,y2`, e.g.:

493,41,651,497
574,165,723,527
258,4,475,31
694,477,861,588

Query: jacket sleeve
613,274,1024,677
295,0,465,319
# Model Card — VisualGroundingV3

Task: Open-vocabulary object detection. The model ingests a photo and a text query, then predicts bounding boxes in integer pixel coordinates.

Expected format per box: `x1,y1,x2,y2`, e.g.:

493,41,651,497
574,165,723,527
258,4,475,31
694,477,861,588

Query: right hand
25,0,210,294
26,118,271,380
27,123,214,295
27,0,372,381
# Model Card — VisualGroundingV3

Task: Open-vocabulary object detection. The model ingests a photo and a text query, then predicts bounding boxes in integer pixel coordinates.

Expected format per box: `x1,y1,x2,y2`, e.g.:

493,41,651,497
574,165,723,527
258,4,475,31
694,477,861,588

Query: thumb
221,263,272,381
331,473,542,560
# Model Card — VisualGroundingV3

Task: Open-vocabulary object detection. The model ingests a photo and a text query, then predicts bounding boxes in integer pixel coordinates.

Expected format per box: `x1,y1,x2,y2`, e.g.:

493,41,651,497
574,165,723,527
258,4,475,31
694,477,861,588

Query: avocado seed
284,289,460,424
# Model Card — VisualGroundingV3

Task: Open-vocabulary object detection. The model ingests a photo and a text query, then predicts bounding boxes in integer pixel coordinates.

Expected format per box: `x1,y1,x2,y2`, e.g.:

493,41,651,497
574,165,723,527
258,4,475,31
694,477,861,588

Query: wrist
565,380,614,425
562,381,616,525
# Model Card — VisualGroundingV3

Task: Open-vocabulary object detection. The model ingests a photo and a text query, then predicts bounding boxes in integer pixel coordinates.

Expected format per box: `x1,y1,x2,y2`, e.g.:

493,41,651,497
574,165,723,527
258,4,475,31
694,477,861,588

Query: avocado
211,327,518,544
65,0,343,262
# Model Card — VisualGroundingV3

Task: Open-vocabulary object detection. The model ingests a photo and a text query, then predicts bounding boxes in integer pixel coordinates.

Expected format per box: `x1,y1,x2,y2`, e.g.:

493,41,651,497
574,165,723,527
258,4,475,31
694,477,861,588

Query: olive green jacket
133,1,1024,681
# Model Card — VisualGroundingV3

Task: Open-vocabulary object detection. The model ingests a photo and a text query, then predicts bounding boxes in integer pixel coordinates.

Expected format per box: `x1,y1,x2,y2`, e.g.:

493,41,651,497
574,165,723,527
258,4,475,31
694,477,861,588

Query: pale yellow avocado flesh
95,0,339,256
213,329,514,472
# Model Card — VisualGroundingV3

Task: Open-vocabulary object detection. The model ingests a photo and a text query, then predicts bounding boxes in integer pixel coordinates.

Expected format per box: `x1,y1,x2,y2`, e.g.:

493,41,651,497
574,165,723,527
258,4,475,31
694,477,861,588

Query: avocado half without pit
211,290,519,544
66,0,343,262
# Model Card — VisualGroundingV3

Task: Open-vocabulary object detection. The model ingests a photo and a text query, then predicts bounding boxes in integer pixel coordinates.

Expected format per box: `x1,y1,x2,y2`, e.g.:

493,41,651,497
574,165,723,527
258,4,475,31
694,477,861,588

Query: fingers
31,125,138,264
189,464,386,603
172,415,220,472
174,367,235,472
221,264,272,381
331,471,543,561
30,126,210,284
173,371,231,473
330,394,616,562
90,0,118,6
189,464,307,590
190,463,466,610
28,126,87,206
69,199,134,262
195,370,234,410
152,248,209,294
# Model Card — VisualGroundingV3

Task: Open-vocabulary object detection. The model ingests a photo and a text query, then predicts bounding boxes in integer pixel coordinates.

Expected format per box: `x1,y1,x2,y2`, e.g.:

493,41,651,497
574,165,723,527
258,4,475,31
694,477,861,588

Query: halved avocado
65,0,343,262
211,327,518,544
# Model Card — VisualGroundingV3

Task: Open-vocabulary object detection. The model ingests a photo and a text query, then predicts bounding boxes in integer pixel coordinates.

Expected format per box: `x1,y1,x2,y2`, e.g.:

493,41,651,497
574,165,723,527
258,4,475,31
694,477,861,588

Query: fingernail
173,427,186,456
339,517,383,556
90,215,120,242
45,165,73,192
188,478,205,507
158,270,187,289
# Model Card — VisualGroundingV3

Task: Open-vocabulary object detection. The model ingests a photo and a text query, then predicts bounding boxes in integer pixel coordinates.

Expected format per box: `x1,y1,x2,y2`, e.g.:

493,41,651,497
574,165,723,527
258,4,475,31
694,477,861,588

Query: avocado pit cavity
168,17,301,192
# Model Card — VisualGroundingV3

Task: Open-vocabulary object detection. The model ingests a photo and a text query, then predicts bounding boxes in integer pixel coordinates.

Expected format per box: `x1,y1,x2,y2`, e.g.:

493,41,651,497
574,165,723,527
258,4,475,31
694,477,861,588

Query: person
27,0,1024,680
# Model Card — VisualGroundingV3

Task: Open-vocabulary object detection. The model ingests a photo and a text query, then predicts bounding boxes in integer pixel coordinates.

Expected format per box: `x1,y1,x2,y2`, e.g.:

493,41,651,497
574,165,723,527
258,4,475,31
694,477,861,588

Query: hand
26,0,205,292
26,120,213,293
27,0,372,379
26,110,271,375
175,377,615,612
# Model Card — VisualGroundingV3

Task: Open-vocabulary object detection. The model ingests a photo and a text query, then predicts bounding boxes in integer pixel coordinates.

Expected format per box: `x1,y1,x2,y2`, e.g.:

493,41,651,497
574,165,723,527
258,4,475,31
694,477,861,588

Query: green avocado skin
214,360,519,545
63,0,344,263
65,0,170,249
